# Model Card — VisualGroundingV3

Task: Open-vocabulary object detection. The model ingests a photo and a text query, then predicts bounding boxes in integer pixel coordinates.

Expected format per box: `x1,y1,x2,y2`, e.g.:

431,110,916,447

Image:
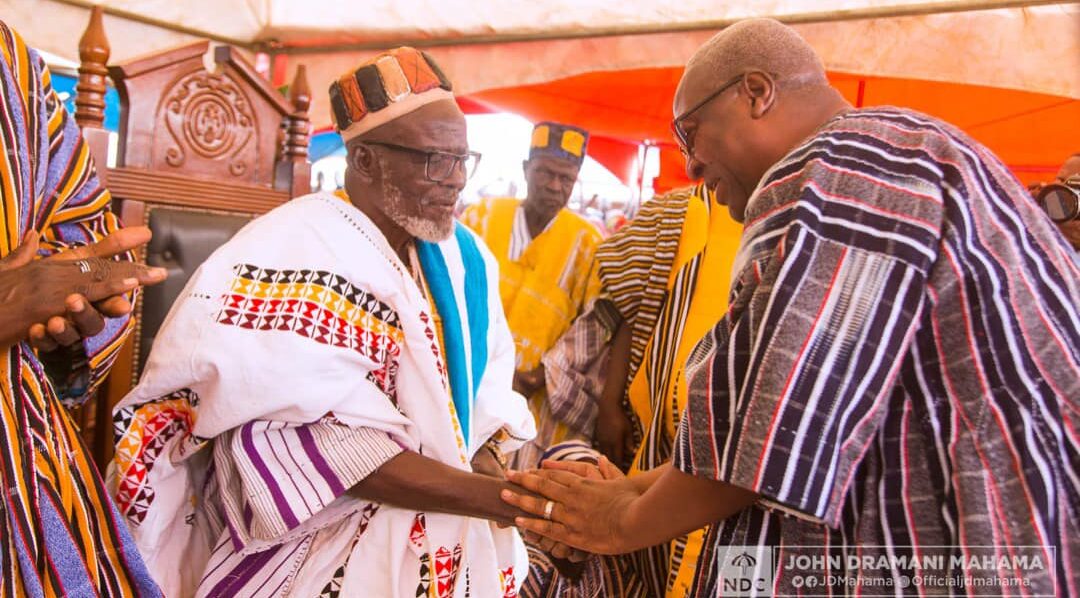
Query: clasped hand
0,227,167,350
501,455,639,557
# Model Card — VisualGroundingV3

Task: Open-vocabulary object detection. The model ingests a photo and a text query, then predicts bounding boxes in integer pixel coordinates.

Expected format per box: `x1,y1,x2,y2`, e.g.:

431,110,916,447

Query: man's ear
743,71,777,119
521,158,531,178
349,142,378,183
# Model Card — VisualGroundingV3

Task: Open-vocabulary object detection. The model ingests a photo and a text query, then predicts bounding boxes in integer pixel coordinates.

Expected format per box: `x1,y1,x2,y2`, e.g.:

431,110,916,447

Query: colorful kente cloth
112,192,535,597
536,185,743,597
611,184,741,597
0,20,159,598
676,108,1080,596
461,197,601,470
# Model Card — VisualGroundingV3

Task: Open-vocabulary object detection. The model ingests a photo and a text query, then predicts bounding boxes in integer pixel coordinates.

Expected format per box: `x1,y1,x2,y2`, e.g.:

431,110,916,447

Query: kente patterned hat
329,47,454,141
529,121,589,166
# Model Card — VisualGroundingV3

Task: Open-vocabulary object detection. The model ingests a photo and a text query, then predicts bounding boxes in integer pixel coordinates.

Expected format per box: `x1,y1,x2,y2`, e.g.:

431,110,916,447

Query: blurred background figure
1030,152,1080,250
462,121,603,471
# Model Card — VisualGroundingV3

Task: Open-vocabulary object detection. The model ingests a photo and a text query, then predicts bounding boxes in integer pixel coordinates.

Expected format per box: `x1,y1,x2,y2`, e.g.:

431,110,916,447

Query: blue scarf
415,223,489,447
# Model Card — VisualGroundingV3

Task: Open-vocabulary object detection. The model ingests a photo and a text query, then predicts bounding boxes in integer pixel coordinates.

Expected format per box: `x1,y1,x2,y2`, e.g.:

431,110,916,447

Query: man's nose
443,160,467,191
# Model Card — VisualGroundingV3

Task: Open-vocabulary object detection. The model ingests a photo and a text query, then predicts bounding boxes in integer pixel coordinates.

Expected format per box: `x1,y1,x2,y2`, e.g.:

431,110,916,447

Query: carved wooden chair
72,7,313,468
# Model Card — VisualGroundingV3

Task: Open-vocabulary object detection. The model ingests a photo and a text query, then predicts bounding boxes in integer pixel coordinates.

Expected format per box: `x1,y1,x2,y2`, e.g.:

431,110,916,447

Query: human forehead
528,155,580,175
394,103,467,150
1057,156,1080,180
673,66,716,117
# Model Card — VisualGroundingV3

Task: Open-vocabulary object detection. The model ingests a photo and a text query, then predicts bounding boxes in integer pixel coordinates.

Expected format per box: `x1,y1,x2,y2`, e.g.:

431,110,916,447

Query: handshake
500,454,642,562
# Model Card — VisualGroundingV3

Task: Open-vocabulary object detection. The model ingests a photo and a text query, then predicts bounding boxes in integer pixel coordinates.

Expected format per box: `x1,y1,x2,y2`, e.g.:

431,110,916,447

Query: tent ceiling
6,1,1077,130
4,0,1077,188
11,0,1073,48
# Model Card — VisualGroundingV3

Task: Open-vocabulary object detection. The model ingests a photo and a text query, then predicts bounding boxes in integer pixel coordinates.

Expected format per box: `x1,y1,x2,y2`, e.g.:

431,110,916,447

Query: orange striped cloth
0,20,158,597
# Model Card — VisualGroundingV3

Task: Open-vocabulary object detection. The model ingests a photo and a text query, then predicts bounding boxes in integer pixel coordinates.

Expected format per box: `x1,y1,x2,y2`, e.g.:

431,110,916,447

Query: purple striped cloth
214,418,402,548
675,107,1080,597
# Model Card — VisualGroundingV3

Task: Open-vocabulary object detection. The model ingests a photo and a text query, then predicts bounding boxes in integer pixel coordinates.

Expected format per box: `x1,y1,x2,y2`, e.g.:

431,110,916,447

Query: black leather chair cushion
139,208,252,374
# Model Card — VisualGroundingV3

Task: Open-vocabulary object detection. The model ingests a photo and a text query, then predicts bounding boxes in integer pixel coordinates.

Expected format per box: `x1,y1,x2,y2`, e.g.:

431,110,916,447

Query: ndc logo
720,547,774,597
732,552,758,570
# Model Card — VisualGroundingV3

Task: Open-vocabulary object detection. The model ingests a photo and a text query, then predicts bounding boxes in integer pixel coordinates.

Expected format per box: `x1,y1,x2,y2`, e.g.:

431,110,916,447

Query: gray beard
378,166,455,243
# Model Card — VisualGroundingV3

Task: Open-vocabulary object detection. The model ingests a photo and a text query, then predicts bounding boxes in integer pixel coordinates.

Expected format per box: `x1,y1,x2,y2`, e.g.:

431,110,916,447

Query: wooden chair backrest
72,7,313,467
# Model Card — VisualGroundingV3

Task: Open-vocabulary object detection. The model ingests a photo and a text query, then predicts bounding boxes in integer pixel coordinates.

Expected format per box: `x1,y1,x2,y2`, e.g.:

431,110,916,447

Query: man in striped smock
524,182,744,598
0,20,165,597
503,18,1079,597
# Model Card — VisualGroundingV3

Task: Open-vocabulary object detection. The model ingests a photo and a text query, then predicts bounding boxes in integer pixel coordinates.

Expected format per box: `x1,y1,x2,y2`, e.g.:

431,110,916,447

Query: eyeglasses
363,141,482,182
670,74,745,158
530,165,578,190
1035,175,1080,223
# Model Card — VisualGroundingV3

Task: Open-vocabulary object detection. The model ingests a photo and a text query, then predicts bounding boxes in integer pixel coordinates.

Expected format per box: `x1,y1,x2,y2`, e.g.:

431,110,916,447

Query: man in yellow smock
462,121,602,469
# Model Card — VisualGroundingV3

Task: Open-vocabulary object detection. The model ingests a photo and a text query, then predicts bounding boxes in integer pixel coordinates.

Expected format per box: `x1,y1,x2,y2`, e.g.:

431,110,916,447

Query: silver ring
542,500,555,520
75,259,92,274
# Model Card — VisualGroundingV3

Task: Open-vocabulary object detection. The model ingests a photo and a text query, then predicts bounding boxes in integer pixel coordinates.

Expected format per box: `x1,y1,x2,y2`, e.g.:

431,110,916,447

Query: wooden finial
284,64,311,161
75,6,111,128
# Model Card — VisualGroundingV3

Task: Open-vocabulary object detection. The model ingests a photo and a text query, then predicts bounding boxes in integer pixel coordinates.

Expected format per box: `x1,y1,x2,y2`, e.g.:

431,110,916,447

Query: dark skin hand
471,446,594,573
501,462,758,555
518,457,625,560
0,227,167,349
350,450,530,527
594,322,635,470
351,448,590,562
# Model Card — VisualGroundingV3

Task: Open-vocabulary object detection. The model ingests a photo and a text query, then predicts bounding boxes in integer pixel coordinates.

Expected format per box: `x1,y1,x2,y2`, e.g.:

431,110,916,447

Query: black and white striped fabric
675,107,1080,597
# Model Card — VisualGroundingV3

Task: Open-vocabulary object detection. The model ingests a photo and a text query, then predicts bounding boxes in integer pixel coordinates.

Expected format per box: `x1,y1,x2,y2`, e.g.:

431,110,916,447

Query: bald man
504,18,1080,597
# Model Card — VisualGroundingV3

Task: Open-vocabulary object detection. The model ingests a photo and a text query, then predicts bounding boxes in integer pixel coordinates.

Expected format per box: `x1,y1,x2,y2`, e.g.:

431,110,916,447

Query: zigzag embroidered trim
214,264,404,400
113,388,206,525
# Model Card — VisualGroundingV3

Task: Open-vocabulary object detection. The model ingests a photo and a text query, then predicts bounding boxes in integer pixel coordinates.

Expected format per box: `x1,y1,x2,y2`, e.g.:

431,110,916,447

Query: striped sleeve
674,150,943,528
33,48,134,401
213,418,403,548
541,296,620,435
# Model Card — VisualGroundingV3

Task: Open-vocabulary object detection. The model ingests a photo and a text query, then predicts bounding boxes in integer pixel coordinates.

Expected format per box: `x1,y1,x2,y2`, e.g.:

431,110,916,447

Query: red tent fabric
462,68,1079,193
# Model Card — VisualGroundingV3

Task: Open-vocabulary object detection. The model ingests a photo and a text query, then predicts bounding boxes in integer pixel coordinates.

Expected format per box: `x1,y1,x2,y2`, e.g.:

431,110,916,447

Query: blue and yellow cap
529,121,589,166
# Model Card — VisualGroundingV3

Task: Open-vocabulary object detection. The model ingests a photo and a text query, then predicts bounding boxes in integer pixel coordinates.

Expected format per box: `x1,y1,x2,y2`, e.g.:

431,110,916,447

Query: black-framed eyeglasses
670,74,745,158
363,141,482,182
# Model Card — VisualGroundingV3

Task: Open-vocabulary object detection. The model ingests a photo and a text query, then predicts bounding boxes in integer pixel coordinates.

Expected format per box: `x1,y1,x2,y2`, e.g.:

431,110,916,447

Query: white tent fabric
4,0,1077,128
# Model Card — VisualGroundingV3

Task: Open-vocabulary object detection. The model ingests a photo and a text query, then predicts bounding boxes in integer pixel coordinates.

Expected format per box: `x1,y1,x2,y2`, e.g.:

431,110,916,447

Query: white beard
378,160,455,243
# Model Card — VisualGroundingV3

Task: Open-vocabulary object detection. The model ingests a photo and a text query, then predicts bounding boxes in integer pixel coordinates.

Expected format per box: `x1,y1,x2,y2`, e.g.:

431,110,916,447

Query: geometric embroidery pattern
418,310,467,463
215,264,403,400
433,545,463,598
413,513,465,598
500,566,517,597
317,503,380,598
416,544,463,598
112,388,206,526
